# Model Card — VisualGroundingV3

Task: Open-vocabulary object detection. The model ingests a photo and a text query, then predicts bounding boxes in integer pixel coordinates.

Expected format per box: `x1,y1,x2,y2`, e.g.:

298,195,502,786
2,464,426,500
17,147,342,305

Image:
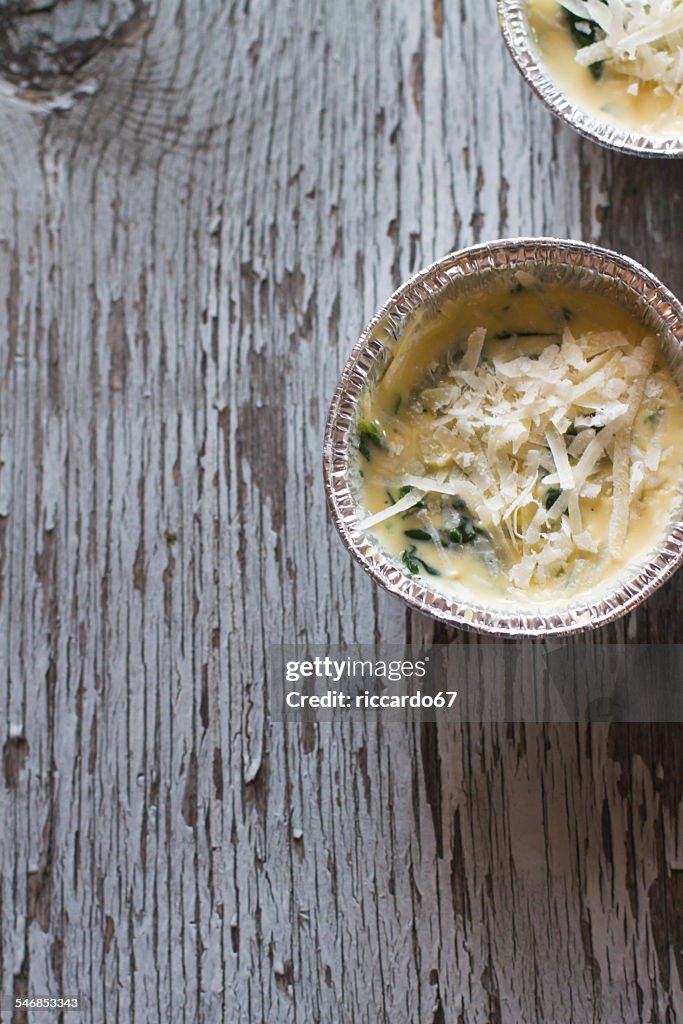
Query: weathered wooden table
1,1,682,1020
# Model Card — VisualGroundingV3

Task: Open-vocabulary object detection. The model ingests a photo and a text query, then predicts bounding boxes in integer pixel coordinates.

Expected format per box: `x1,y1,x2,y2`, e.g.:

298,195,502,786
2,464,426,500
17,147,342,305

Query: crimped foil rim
497,0,683,158
322,238,683,637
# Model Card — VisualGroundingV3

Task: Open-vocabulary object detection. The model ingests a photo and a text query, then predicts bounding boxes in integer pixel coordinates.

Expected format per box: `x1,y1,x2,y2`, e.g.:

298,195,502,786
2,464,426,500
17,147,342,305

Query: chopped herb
386,489,397,505
645,411,661,425
545,487,562,510
358,418,384,446
562,5,605,80
358,418,385,461
460,517,478,542
404,528,432,541
439,516,482,546
443,499,484,541
417,556,441,576
591,62,605,85
402,547,421,574
439,527,462,545
401,545,440,577
393,394,402,414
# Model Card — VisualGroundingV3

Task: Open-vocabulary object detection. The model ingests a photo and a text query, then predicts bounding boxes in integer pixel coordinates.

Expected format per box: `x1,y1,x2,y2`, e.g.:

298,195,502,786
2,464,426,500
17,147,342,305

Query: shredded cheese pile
397,326,661,589
559,0,683,94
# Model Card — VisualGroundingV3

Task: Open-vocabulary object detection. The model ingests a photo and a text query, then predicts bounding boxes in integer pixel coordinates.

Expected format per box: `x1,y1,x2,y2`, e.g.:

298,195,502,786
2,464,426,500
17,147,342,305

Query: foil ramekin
498,0,683,158
323,238,683,637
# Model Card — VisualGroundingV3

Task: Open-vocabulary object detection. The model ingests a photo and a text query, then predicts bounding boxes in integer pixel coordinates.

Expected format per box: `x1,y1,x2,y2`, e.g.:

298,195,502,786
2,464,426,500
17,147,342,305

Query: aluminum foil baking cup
323,238,683,636
498,0,683,158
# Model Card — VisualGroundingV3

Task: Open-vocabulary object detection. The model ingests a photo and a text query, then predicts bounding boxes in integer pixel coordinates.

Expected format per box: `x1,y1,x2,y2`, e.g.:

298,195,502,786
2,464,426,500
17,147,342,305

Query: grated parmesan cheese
559,0,683,94
607,334,656,555
460,327,487,371
546,423,576,490
359,488,425,530
365,322,667,591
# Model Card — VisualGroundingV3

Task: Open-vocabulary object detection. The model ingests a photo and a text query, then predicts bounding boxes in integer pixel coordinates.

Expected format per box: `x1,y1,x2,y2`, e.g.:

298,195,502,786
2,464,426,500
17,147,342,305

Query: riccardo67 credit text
285,689,459,710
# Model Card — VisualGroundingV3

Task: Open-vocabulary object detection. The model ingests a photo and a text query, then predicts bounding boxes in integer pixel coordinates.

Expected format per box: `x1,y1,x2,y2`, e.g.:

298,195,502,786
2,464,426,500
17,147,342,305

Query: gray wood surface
1,0,682,1020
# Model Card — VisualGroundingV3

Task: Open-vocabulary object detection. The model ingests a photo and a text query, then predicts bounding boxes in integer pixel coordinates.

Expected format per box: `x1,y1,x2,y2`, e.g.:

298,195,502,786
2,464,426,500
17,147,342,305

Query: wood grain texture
0,0,682,1020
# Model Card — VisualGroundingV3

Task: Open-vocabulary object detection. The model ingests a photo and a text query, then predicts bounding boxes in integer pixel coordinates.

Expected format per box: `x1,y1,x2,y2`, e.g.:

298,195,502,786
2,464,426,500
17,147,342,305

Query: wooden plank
0,0,681,1019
